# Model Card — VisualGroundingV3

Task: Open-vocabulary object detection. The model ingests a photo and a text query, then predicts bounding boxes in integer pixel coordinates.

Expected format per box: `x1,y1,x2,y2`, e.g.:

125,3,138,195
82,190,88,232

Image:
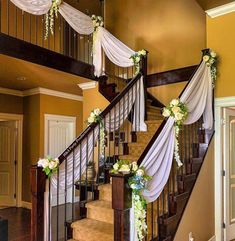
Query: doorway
0,113,23,208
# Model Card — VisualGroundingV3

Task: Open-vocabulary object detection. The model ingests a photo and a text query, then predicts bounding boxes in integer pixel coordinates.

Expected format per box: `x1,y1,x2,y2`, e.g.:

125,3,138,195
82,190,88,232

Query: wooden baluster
111,173,132,241
30,165,46,241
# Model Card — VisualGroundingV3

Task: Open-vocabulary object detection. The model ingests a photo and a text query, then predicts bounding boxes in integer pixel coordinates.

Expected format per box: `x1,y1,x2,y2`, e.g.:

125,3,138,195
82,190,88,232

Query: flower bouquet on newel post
110,160,152,241
38,156,59,178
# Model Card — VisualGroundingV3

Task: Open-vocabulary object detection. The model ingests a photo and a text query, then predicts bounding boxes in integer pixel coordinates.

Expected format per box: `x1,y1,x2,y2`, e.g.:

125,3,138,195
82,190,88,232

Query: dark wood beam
146,65,198,88
0,33,96,80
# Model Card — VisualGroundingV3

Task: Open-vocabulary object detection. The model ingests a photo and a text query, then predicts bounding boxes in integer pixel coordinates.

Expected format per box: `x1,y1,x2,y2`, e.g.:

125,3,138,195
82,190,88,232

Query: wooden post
30,165,46,241
141,52,148,120
111,173,132,241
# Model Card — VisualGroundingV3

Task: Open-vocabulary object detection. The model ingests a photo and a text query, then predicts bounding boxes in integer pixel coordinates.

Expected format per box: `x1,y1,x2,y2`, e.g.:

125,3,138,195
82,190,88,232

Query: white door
44,115,76,206
45,114,76,158
224,108,235,240
0,121,17,207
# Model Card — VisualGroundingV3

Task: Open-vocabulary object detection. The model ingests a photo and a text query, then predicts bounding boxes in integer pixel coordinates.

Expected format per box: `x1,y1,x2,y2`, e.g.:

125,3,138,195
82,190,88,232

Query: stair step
147,105,162,113
136,131,155,143
86,200,114,224
72,218,113,241
145,120,163,132
98,184,112,202
118,155,139,162
128,142,146,157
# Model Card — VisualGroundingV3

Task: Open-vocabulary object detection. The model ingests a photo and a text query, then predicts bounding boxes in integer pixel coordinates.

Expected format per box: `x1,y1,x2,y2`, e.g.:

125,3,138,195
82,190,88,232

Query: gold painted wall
207,12,235,97
82,85,109,127
0,94,23,114
105,0,206,75
174,139,215,241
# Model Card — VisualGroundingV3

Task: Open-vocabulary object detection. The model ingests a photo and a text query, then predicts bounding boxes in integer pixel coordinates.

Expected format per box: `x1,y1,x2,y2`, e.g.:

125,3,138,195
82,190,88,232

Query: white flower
132,162,138,171
38,158,49,169
138,49,146,56
210,51,217,58
113,163,119,171
130,184,136,189
48,160,57,170
94,108,101,116
97,16,102,21
170,99,179,106
88,116,95,123
95,22,100,27
203,55,210,62
162,108,171,117
91,15,96,19
136,169,144,177
172,106,180,114
119,164,130,173
175,112,184,121
135,56,140,63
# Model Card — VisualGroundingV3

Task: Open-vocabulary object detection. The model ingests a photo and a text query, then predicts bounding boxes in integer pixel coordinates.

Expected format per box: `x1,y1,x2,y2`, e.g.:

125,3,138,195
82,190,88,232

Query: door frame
0,112,23,207
215,96,235,241
44,114,76,157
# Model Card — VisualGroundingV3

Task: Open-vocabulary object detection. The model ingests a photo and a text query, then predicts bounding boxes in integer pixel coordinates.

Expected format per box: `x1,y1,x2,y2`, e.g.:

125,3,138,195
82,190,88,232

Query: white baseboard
21,201,32,210
208,236,216,241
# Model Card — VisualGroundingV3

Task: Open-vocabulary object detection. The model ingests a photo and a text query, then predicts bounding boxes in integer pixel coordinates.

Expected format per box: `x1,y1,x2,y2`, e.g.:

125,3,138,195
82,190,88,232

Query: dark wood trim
111,173,133,241
0,33,96,80
30,165,46,241
146,65,198,88
147,92,165,108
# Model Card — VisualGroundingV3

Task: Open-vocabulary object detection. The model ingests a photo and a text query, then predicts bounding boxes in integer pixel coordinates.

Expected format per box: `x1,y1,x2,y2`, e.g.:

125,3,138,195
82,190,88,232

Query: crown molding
0,87,83,101
206,1,235,18
0,87,23,97
78,81,97,90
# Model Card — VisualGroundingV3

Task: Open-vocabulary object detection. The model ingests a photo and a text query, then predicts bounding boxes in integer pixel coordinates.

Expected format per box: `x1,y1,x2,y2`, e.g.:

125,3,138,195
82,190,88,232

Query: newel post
30,165,46,241
141,52,148,120
111,173,133,241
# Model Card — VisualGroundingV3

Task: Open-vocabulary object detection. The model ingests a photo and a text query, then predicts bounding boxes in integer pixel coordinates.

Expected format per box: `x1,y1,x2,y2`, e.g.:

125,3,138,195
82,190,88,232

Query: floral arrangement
45,0,62,39
130,49,147,74
162,99,188,167
87,108,106,154
91,15,104,31
38,156,59,178
111,160,152,240
203,50,217,86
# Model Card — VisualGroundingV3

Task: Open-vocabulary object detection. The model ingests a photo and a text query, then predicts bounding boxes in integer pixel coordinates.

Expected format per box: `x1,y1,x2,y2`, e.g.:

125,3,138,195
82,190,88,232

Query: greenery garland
130,49,147,74
45,0,62,39
111,160,152,241
162,99,188,167
38,156,59,178
202,50,217,87
87,108,106,154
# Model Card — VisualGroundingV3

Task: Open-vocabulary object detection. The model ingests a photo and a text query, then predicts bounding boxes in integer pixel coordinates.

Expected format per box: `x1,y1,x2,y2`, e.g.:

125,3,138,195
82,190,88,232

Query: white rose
210,51,217,58
91,15,96,19
136,169,144,177
203,55,210,62
88,116,95,123
94,108,101,116
131,162,138,172
172,106,180,114
113,163,119,171
130,184,136,189
97,16,102,21
100,21,104,27
170,99,179,106
119,164,130,173
135,56,140,63
48,161,57,170
175,112,184,121
96,22,100,27
162,108,171,117
38,158,49,169
138,50,146,56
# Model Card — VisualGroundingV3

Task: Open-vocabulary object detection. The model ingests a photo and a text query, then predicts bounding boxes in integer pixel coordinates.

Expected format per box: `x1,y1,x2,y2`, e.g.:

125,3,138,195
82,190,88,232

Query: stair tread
86,200,112,209
72,218,114,241
98,184,111,191
145,120,163,124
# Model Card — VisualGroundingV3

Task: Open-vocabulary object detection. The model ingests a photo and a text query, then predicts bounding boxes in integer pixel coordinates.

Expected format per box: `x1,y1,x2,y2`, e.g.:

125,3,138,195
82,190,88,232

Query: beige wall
0,94,23,114
174,139,215,241
105,0,206,75
82,85,109,127
207,12,235,98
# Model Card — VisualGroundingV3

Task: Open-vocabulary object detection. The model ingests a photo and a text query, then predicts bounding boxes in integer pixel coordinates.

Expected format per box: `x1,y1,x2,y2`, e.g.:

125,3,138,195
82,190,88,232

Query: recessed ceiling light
16,76,26,81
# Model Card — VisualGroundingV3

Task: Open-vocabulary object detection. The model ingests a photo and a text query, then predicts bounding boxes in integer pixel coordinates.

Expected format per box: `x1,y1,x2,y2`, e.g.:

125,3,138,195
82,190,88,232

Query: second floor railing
0,0,96,64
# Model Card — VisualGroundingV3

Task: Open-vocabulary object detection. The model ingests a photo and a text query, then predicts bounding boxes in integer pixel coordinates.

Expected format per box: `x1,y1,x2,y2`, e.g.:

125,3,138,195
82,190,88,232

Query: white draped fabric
141,61,213,203
93,27,135,77
59,3,94,35
10,0,51,15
